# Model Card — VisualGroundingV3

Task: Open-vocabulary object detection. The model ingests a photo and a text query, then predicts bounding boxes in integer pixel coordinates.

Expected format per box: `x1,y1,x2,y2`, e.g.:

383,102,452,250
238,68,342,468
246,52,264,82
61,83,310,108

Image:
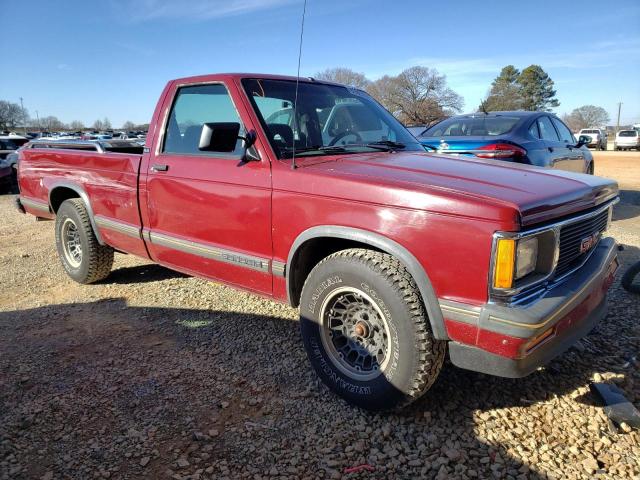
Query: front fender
286,225,448,340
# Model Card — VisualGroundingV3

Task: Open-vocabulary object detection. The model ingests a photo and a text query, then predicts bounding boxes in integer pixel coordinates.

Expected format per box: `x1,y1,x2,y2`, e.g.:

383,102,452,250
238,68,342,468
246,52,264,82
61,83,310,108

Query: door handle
151,164,169,172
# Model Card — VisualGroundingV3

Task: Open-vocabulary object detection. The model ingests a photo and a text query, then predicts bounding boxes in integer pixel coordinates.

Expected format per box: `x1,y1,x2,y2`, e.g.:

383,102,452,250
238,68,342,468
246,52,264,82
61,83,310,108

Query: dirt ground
0,151,639,480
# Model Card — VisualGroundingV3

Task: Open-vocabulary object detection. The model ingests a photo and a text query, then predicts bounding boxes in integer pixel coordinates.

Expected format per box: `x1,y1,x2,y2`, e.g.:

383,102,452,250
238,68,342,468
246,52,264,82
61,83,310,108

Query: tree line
1,65,612,133
0,103,147,133
316,65,611,130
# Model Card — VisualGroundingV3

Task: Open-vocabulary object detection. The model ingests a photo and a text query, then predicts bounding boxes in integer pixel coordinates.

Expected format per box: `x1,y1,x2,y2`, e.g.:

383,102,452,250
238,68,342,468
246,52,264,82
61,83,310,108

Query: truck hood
301,151,618,227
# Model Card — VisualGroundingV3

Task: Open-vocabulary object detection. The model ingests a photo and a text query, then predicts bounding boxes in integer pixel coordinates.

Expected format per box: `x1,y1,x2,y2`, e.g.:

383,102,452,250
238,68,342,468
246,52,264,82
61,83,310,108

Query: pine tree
482,65,523,111
518,65,560,111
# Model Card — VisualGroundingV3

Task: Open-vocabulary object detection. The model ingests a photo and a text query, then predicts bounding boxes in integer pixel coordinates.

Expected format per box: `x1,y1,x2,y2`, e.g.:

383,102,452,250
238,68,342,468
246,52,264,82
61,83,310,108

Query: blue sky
1,0,639,128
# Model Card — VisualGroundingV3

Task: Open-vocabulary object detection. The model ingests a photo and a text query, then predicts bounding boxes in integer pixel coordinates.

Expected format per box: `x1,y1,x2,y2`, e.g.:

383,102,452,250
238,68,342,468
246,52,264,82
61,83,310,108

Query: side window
528,121,540,139
537,116,560,142
551,117,575,144
163,84,243,156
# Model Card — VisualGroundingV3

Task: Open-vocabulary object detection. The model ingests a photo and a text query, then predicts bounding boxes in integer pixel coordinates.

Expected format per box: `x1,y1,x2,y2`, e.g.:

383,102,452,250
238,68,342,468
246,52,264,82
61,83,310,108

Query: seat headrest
267,123,294,146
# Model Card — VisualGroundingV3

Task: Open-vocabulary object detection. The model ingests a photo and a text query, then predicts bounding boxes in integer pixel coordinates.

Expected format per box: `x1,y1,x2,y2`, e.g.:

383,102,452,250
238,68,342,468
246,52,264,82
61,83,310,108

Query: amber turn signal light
493,238,515,289
524,327,555,354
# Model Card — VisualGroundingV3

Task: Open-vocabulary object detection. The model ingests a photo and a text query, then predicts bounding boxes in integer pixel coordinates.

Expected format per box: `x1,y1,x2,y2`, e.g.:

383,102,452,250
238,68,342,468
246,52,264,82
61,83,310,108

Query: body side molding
286,225,448,340
94,215,142,239
20,196,51,213
148,230,271,273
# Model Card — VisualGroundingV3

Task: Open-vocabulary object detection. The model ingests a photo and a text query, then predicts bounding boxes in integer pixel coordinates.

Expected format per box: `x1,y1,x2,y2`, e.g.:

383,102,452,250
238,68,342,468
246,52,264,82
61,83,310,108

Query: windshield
242,79,422,158
583,129,600,134
424,116,520,137
619,130,638,137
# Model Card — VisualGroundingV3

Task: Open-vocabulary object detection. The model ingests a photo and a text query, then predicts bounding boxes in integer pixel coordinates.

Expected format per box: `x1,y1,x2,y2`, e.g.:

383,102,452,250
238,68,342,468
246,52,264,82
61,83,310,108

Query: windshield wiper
282,145,350,157
284,141,407,158
364,140,406,151
421,144,438,151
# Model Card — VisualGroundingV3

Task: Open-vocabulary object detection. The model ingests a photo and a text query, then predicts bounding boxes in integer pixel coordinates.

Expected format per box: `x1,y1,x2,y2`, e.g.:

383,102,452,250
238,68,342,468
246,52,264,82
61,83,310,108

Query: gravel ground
1,152,639,480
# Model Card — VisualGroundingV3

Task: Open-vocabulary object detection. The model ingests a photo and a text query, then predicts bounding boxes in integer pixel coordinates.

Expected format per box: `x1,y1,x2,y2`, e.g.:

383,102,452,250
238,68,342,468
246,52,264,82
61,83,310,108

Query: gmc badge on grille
579,232,601,254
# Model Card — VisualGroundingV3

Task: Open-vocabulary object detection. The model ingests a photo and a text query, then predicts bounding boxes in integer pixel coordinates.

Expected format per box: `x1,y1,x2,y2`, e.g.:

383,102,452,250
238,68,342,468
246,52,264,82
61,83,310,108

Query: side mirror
199,122,241,152
198,123,260,161
575,135,591,148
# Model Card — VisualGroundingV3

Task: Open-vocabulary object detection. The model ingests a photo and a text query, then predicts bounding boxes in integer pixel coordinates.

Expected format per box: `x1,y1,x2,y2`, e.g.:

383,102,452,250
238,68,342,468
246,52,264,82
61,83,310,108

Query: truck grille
554,208,610,278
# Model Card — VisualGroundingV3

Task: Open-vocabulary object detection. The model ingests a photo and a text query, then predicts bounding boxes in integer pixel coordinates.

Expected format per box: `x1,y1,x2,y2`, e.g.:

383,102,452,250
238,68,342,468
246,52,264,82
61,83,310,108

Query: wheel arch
48,182,104,245
286,226,448,340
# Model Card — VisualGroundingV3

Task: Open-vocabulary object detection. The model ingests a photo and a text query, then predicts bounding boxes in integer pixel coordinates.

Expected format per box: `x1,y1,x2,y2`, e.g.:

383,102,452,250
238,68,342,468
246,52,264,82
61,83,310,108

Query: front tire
55,199,114,284
299,249,445,410
622,261,640,294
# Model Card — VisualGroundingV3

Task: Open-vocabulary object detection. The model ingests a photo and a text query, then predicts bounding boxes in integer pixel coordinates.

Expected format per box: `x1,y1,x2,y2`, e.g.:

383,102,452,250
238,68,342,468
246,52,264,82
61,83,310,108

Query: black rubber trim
14,196,25,214
287,226,447,340
448,296,608,378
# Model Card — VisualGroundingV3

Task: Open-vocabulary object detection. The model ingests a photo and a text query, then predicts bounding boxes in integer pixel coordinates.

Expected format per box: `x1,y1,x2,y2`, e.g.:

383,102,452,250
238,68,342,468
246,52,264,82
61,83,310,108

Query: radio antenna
291,0,308,170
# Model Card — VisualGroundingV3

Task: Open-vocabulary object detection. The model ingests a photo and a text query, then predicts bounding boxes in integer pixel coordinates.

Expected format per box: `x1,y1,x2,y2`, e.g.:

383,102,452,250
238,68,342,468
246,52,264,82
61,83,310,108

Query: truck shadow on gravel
98,263,188,284
612,190,640,221
2,255,638,480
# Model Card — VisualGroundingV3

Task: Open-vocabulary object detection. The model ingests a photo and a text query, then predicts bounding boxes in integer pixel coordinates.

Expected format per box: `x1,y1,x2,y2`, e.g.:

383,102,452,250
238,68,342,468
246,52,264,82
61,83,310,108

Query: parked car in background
577,128,607,150
418,112,594,173
0,135,29,159
0,147,22,193
119,132,140,140
615,130,640,150
16,73,619,410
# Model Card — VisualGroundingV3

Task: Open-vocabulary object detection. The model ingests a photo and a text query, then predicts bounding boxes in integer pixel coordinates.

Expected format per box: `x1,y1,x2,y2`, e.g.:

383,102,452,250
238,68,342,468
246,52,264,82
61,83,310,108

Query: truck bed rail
27,139,144,155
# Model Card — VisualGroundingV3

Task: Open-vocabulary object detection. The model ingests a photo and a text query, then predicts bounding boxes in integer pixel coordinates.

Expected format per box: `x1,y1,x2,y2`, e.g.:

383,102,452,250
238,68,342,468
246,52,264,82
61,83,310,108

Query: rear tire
55,199,114,284
299,248,445,410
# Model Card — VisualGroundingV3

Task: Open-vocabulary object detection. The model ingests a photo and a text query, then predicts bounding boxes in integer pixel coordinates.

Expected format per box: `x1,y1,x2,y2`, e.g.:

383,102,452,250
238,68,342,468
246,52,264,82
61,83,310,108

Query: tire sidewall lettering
359,281,400,381
307,275,342,315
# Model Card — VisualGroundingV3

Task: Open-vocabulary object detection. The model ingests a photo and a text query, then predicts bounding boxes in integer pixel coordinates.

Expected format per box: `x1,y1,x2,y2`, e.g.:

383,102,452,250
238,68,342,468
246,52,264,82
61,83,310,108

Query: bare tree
69,120,85,130
314,67,371,89
368,67,463,125
103,117,112,130
41,116,66,131
92,119,104,131
122,121,136,131
0,100,24,131
562,105,610,131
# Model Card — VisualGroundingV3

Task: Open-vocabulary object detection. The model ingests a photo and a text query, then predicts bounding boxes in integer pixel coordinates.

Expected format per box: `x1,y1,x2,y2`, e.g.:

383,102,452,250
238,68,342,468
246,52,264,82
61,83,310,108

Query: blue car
417,111,594,174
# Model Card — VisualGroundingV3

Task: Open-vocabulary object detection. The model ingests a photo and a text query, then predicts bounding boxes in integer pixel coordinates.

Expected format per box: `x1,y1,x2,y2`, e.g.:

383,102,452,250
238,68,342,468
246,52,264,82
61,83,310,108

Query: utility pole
35,110,40,133
615,102,622,135
19,97,27,135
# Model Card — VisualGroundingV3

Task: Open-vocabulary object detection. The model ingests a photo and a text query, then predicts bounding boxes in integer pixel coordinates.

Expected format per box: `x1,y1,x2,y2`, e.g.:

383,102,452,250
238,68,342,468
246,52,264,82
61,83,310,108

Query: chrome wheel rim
61,218,82,268
319,286,390,381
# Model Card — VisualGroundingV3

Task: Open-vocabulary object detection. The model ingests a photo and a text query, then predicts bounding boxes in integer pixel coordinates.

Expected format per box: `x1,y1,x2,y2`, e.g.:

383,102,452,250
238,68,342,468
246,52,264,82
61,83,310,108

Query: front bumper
444,237,618,377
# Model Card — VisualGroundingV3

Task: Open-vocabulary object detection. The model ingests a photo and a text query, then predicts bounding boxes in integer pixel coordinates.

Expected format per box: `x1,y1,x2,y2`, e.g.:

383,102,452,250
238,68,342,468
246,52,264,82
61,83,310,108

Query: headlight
515,236,538,279
492,229,558,293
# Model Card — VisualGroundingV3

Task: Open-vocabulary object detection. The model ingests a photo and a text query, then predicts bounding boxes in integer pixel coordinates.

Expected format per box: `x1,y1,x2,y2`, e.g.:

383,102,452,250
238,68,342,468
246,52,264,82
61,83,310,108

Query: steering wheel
329,130,362,146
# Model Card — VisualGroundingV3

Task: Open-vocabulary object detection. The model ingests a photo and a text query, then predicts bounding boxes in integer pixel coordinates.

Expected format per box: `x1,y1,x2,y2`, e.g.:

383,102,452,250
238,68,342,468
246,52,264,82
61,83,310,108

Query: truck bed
18,141,149,258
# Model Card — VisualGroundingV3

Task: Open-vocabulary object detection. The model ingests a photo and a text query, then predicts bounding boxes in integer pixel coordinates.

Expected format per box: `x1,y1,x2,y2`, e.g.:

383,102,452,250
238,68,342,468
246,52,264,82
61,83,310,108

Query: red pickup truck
17,73,619,410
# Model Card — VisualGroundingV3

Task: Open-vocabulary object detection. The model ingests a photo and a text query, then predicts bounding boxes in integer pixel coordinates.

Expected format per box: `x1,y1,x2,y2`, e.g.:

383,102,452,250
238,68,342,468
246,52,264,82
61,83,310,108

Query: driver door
143,82,273,295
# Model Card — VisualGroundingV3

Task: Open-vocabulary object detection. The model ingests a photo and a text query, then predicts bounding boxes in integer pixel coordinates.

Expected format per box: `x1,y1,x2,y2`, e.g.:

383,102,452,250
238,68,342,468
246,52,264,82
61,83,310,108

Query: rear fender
48,181,104,245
